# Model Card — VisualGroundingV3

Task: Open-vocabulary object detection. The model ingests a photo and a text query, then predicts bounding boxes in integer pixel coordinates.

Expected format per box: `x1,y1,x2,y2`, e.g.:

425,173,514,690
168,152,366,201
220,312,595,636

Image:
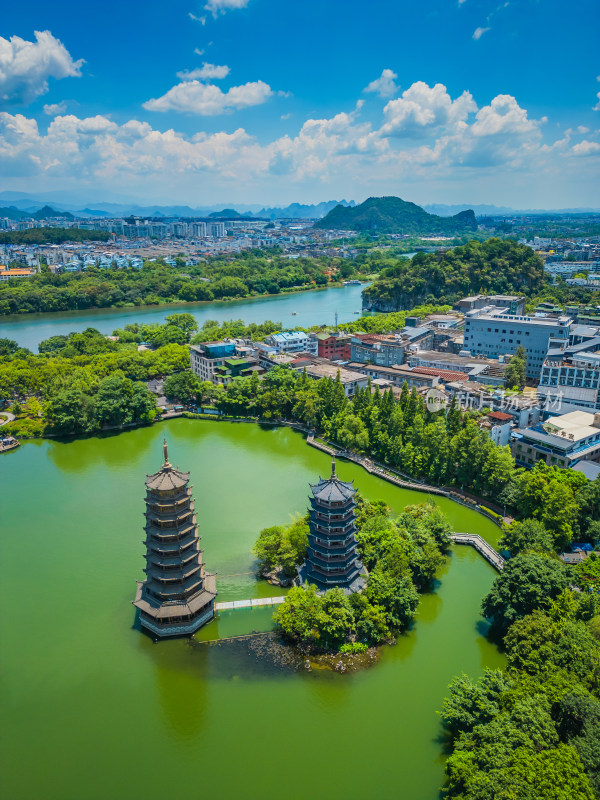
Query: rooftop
310,460,355,503
411,366,471,382
488,411,513,422
542,410,600,442
305,363,367,383
269,331,311,342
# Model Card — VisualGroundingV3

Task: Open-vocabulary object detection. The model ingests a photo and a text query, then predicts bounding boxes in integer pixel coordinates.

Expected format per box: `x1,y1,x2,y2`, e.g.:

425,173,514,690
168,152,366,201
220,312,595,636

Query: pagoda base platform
139,604,215,638
134,573,217,639
297,564,367,595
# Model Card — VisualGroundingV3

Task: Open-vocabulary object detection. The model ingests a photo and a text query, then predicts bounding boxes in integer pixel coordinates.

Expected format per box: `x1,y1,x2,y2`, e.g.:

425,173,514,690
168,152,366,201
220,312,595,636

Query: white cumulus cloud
473,26,491,40
380,81,476,137
177,63,230,80
143,79,272,115
364,69,399,99
43,101,67,115
0,30,84,106
204,0,249,17
571,140,600,157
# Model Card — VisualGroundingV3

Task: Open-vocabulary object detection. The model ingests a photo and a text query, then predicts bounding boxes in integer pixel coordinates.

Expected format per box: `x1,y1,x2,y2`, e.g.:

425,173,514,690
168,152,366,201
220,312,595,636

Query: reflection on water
1,420,505,800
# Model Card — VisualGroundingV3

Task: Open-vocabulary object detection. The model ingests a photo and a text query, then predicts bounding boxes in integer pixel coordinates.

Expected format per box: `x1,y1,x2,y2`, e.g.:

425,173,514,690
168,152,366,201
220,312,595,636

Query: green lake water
0,420,505,800
0,283,369,351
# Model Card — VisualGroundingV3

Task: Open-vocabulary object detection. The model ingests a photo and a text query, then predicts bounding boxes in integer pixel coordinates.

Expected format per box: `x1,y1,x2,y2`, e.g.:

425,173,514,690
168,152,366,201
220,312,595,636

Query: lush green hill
0,206,28,220
313,196,477,234
0,227,110,246
32,205,74,221
362,238,546,311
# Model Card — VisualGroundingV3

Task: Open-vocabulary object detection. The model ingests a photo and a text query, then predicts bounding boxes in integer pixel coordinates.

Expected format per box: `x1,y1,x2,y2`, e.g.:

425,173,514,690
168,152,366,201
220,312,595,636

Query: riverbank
0,282,369,350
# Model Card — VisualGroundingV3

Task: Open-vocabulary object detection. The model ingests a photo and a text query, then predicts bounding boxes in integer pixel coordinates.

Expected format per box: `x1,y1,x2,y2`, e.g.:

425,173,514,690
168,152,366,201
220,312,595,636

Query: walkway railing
450,533,505,571
306,434,508,525
215,596,286,611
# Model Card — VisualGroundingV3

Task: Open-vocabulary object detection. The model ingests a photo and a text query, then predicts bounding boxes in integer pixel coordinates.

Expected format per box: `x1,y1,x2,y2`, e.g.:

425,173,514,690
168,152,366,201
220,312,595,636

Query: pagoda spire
331,456,337,479
163,438,170,467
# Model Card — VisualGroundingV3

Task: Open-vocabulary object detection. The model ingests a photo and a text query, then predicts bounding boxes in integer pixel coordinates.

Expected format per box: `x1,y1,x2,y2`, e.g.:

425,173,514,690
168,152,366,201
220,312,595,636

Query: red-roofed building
316,333,352,360
487,411,513,423
411,366,471,383
0,266,36,281
479,411,513,446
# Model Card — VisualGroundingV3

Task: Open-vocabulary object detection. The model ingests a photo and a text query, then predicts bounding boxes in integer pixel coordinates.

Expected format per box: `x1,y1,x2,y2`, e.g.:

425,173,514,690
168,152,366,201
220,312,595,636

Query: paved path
0,411,15,427
215,596,286,611
450,533,505,571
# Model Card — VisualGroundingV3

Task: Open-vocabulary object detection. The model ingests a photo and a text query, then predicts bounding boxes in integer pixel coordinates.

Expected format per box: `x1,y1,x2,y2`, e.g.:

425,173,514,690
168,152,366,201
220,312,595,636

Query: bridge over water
215,534,504,613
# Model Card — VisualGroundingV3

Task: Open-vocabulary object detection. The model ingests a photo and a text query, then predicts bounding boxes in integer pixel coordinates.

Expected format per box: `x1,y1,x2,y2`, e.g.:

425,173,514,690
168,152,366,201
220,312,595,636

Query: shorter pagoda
133,440,217,638
299,458,365,593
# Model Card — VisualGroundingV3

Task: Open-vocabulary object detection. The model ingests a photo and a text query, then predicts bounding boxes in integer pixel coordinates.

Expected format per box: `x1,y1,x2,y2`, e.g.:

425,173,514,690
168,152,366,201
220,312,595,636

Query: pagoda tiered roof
145,465,190,491
133,439,217,638
134,574,217,618
299,458,365,594
309,460,355,503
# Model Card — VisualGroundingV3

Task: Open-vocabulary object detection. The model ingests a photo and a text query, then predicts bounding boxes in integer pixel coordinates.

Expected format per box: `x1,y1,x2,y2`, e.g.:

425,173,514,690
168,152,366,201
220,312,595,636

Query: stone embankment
306,434,510,527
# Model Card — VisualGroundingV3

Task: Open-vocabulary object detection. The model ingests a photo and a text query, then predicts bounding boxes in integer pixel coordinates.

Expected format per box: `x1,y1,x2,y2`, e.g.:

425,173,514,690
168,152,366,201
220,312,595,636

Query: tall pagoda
299,458,365,593
133,440,217,638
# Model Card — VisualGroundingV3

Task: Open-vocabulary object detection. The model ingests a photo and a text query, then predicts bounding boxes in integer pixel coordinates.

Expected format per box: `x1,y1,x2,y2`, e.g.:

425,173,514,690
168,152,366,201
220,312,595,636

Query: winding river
0,283,369,351
0,420,504,800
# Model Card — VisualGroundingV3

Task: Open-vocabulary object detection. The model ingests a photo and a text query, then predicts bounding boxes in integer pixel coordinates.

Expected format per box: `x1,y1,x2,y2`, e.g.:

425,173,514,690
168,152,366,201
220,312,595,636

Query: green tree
500,518,555,556
162,371,202,404
481,553,571,636
318,589,355,649
273,585,322,642
505,345,527,390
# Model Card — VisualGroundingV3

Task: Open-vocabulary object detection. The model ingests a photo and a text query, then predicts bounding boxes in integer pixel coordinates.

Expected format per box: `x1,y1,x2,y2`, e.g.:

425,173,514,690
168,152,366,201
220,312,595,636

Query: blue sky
1,0,599,208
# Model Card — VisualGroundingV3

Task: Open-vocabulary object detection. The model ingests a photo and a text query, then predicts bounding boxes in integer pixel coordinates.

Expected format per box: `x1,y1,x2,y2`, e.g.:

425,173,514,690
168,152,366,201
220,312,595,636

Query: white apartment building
209,222,226,238
265,331,318,355
190,222,207,237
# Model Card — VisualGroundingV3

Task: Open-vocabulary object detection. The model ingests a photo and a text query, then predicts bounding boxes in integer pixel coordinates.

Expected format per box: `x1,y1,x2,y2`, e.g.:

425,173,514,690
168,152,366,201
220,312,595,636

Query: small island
253,460,451,668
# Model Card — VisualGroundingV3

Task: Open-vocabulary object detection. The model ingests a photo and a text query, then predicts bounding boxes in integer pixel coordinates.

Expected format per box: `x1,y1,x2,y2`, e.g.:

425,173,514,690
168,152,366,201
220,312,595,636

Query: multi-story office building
190,341,237,382
463,312,572,379
512,410,600,469
454,295,526,315
538,348,600,410
350,329,433,367
266,331,318,355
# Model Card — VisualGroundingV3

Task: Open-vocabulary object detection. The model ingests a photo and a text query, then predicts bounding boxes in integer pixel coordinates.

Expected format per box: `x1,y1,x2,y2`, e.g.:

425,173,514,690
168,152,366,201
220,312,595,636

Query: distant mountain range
313,196,477,234
0,191,598,221
0,204,74,221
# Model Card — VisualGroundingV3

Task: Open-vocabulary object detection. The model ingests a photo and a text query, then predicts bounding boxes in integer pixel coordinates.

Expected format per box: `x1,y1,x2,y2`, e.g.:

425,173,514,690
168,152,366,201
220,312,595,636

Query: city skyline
1,0,600,208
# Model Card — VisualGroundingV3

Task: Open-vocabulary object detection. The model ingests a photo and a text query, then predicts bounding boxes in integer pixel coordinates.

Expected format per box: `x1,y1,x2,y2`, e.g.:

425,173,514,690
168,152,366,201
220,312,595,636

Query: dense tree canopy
442,562,600,799
271,502,446,649
363,238,546,310
0,249,371,315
